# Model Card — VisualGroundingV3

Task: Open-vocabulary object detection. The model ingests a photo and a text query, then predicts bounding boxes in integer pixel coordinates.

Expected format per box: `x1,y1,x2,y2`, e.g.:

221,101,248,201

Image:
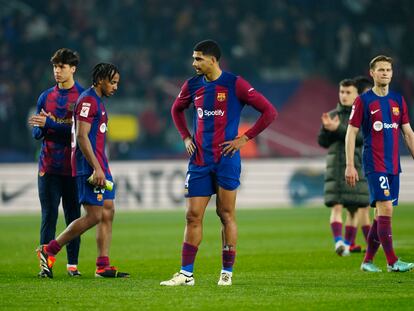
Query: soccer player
318,77,372,256
160,40,277,286
28,48,83,277
36,63,129,278
346,55,414,272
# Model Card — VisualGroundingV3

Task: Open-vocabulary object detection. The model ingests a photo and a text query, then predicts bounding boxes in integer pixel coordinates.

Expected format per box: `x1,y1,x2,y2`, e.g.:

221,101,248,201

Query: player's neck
93,86,103,97
58,78,75,90
204,68,222,82
372,85,389,97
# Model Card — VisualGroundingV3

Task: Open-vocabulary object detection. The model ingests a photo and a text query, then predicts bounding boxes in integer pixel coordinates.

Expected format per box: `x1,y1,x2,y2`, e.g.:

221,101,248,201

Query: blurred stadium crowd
1,0,414,161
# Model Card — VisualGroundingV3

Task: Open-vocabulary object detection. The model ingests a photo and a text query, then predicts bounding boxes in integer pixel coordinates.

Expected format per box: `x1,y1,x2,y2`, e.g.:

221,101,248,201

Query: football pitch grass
1,205,413,311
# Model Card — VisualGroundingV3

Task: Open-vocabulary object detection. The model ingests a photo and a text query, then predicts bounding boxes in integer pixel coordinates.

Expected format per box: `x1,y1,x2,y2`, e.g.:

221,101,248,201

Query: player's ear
369,69,374,78
71,66,77,74
96,78,104,87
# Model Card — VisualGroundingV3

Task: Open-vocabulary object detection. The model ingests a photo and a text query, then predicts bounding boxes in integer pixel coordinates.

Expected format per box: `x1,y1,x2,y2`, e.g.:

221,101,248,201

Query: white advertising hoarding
1,158,414,213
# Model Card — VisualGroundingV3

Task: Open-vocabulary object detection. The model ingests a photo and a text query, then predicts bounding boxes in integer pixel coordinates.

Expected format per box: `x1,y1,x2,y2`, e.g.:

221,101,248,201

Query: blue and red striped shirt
71,87,111,177
171,71,277,166
34,82,84,176
349,89,410,175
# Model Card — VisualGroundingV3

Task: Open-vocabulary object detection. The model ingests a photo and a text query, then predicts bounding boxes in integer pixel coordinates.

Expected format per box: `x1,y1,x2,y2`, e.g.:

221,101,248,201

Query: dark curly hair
92,63,120,86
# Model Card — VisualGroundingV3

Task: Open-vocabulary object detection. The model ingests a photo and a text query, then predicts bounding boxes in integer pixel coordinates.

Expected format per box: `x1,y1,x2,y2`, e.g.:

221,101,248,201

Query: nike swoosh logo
195,95,203,100
1,183,33,204
371,109,380,115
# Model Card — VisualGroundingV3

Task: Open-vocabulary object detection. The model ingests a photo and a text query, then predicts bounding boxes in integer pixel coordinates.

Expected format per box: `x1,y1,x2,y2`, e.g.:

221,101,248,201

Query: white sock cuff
180,269,193,277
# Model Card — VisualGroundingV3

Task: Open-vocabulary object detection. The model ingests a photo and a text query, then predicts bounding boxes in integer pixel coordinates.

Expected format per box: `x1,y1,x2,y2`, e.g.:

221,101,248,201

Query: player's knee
85,211,102,226
217,209,235,225
185,210,202,225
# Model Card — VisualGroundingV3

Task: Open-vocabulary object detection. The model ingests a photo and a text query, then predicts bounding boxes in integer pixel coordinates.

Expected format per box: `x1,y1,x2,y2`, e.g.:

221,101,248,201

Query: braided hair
92,63,120,86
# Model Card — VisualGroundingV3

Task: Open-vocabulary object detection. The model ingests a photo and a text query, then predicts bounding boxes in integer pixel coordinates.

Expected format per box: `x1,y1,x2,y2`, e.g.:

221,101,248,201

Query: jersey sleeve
44,117,72,135
171,80,192,140
401,96,410,125
75,96,98,124
235,76,278,139
348,96,363,128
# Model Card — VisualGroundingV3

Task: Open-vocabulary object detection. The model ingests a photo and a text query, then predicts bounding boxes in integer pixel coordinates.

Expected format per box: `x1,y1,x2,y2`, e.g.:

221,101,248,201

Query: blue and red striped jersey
349,89,410,175
172,71,277,166
34,82,84,176
71,87,111,177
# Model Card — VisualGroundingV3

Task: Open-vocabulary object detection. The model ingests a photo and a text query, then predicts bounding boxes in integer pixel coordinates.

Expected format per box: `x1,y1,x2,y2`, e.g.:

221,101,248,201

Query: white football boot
217,271,232,286
160,272,194,286
335,240,350,256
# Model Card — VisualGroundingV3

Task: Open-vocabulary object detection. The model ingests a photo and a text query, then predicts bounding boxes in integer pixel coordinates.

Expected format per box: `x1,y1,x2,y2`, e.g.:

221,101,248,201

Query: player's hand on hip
220,135,249,157
184,137,196,156
345,165,359,187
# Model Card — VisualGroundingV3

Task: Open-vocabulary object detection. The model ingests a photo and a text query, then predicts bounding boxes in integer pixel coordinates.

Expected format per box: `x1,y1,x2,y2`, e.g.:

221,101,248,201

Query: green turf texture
0,205,413,310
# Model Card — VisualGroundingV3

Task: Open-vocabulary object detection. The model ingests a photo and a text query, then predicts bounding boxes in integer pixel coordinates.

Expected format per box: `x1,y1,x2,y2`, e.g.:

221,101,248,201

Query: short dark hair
369,55,393,70
353,76,373,94
50,48,79,66
92,63,120,86
193,39,221,61
339,78,356,88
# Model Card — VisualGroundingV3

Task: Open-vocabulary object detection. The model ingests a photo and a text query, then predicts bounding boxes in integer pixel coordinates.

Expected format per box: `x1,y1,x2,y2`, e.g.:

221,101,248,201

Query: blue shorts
366,172,399,207
184,159,241,197
76,175,116,206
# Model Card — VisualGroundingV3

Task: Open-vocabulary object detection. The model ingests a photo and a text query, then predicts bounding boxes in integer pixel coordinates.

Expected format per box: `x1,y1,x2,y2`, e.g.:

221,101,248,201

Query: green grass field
0,205,413,310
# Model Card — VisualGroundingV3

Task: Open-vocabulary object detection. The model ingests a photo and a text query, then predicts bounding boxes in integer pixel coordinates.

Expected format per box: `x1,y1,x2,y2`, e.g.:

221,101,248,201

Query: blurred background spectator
1,0,413,161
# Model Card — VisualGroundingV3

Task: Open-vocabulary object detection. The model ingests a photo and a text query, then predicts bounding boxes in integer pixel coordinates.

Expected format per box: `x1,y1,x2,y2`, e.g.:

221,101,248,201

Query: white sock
67,264,77,269
180,269,193,277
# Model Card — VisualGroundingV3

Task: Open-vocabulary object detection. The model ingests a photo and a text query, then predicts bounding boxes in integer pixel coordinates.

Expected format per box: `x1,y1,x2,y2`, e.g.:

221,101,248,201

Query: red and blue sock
330,222,343,242
344,226,357,246
361,225,371,243
363,219,380,263
180,242,198,276
46,240,61,256
222,247,236,273
377,216,398,265
96,256,110,270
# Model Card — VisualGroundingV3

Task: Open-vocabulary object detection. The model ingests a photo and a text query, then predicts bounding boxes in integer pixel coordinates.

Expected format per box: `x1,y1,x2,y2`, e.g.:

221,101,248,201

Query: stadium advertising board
1,158,414,213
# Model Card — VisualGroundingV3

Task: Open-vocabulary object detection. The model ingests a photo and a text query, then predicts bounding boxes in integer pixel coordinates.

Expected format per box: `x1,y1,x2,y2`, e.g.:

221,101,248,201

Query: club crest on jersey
384,189,390,196
392,107,399,116
217,92,226,102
